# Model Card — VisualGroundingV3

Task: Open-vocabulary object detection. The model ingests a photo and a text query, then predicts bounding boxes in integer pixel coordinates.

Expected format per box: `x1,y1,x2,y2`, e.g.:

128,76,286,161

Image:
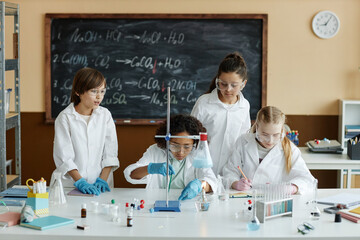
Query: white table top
1,187,360,240
300,147,360,170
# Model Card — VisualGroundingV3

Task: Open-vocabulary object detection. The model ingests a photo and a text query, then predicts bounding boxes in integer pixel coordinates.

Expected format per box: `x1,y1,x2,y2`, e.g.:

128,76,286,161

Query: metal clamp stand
153,87,199,212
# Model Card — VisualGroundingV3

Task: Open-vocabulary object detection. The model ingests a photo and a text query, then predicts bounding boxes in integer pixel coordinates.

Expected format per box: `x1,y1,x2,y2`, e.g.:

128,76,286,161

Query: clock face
312,11,340,39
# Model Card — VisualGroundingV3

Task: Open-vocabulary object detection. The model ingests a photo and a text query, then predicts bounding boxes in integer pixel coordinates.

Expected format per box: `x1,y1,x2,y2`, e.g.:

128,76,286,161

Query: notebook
0,212,21,226
349,206,360,215
317,193,360,207
67,188,94,197
338,211,360,223
0,198,26,206
0,188,28,198
20,215,74,230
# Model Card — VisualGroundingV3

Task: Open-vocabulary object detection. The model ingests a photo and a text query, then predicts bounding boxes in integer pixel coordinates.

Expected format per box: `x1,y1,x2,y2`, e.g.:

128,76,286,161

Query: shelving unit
0,1,21,191
338,99,360,151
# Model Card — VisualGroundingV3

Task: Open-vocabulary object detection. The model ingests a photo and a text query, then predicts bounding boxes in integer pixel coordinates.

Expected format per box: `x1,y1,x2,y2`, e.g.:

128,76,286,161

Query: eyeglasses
297,222,315,235
215,78,245,91
255,131,283,144
88,88,106,96
169,143,195,153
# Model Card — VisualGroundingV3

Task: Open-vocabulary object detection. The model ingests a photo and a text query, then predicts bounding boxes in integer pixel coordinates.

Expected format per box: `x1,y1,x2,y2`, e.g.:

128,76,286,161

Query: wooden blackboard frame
45,13,268,125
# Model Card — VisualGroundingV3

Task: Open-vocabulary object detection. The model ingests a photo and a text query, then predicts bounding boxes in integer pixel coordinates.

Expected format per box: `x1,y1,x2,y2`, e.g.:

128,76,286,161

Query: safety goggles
255,130,284,144
88,88,106,96
169,143,196,153
215,78,245,91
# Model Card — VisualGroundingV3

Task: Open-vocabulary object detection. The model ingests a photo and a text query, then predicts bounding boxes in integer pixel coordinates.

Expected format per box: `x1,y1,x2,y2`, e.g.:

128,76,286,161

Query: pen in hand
237,166,252,188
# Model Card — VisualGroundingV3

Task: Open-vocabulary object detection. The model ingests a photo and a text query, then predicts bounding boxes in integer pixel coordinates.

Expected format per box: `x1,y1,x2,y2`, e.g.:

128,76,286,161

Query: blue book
0,188,28,198
20,215,74,230
345,125,360,132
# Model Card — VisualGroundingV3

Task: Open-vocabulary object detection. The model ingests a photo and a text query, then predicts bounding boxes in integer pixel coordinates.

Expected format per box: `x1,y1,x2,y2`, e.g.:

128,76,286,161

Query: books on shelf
345,125,360,132
345,125,360,138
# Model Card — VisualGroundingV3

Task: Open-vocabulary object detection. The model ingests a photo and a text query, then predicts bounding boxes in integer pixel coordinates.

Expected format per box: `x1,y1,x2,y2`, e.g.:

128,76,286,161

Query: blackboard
45,14,267,124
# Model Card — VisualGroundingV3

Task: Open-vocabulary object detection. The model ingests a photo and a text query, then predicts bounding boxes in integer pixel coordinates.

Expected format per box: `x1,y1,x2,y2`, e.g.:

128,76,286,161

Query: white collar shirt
52,103,119,187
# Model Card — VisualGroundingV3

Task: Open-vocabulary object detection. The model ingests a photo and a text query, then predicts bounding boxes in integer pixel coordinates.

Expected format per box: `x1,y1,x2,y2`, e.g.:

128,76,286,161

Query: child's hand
290,184,298,194
94,177,111,193
232,178,252,191
74,178,100,195
178,179,202,201
147,162,175,176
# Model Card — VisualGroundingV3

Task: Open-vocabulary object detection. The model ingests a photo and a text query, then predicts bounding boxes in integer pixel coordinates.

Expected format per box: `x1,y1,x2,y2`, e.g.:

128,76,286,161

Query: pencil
237,166,248,181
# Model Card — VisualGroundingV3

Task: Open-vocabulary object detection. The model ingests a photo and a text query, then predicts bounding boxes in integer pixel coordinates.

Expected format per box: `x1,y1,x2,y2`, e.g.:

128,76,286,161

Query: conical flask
192,132,213,168
49,171,67,205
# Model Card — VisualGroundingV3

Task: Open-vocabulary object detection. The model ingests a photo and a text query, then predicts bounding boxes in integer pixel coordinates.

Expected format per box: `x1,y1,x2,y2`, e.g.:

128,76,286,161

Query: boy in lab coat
52,68,119,195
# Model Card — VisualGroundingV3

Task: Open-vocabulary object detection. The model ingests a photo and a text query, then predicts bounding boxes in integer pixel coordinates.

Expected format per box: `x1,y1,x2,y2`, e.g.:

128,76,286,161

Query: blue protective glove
74,178,100,196
93,177,111,193
147,162,175,176
178,179,202,201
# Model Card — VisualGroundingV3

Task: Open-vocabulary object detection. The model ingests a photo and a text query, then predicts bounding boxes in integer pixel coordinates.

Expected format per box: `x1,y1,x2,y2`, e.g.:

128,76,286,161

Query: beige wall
5,0,360,115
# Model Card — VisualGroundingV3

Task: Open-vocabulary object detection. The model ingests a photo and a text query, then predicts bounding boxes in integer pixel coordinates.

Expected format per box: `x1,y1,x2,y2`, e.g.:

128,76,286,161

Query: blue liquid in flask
192,157,212,168
247,220,260,231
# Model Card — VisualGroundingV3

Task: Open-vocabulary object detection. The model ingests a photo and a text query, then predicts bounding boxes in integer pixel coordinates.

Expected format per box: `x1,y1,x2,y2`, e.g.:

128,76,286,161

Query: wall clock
312,11,340,39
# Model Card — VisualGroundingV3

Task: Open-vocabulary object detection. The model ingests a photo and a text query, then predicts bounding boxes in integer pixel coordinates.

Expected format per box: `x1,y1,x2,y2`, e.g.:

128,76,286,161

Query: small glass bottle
192,132,213,168
127,208,133,227
81,203,87,225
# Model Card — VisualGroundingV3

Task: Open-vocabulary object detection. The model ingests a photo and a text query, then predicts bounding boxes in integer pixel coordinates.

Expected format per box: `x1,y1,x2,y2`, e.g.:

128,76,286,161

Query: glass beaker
309,178,320,220
49,171,67,205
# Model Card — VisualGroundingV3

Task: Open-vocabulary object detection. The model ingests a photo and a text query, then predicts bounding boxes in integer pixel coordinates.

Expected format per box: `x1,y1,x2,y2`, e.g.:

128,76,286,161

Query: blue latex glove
147,162,175,176
74,178,100,196
94,177,111,193
178,179,202,201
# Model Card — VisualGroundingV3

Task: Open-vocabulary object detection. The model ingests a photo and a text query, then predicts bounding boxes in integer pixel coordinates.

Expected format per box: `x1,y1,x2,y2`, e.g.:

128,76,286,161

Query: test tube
91,201,99,213
101,203,110,215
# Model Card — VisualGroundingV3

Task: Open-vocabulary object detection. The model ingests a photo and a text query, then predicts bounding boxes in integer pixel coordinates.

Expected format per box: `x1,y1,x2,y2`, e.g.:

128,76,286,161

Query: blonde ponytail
281,135,292,173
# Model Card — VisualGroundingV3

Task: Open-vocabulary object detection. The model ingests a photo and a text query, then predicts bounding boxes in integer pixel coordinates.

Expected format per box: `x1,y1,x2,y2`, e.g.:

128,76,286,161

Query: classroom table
1,187,360,240
300,147,360,189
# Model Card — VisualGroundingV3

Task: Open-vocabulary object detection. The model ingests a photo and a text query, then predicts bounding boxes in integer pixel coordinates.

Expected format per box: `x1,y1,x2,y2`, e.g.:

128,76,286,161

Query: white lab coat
223,133,315,194
51,103,119,188
191,89,251,176
123,144,218,193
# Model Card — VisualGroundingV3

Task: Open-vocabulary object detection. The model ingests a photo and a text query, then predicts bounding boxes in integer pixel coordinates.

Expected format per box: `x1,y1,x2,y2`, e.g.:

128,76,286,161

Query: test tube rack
256,198,293,223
